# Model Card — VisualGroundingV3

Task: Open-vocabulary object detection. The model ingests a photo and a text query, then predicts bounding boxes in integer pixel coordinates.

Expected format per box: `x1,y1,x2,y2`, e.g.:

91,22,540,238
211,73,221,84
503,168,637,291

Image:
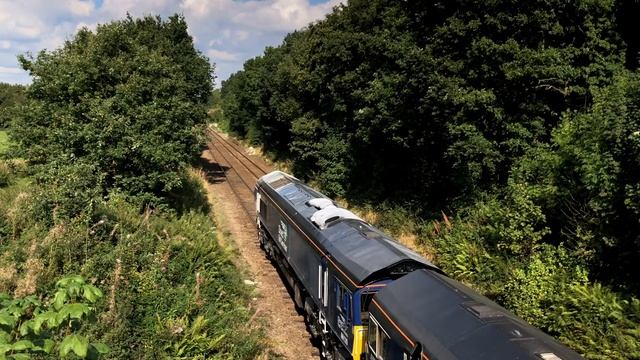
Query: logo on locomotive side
337,313,349,345
277,220,288,251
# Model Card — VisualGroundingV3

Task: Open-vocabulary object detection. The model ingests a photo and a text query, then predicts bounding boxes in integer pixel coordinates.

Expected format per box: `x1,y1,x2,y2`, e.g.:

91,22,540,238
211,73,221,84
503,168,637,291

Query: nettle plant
0,276,109,359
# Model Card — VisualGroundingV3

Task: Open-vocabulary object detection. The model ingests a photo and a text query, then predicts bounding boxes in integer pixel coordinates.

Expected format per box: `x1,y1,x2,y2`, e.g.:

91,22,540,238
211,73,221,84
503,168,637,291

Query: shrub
554,284,640,359
0,84,25,129
29,160,103,223
0,165,9,189
500,245,588,330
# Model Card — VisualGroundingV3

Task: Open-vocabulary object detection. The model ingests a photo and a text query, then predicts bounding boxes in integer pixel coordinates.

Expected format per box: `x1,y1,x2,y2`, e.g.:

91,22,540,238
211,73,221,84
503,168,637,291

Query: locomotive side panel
257,185,324,308
286,221,323,305
327,268,355,351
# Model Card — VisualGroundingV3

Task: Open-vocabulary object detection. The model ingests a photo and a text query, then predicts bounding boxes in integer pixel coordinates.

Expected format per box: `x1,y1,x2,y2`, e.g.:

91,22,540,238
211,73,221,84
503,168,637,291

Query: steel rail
206,141,255,220
207,128,269,178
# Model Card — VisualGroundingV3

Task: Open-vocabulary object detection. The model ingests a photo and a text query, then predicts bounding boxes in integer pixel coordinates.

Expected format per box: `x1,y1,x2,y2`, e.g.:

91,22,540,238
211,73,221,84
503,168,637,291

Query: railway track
204,128,268,220
201,127,318,359
207,128,271,176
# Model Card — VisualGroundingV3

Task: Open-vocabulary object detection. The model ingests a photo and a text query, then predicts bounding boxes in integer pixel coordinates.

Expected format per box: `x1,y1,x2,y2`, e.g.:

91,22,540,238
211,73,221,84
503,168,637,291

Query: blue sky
0,0,342,85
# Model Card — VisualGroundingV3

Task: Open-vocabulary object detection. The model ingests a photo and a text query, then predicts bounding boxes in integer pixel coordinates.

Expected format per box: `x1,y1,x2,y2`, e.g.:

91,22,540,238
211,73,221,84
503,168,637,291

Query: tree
11,15,213,207
222,0,624,205
512,71,640,290
0,83,25,129
220,1,640,356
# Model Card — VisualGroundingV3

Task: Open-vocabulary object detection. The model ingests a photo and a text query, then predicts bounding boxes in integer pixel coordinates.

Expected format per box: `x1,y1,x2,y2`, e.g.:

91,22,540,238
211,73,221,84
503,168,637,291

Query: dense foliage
220,0,640,358
0,84,25,129
1,275,108,359
11,15,212,207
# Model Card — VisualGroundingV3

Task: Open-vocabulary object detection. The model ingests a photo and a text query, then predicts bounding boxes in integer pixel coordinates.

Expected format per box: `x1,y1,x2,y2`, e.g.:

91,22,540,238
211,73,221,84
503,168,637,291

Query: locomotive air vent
363,231,383,240
465,302,505,320
261,171,293,189
307,198,334,209
311,205,361,229
268,176,292,189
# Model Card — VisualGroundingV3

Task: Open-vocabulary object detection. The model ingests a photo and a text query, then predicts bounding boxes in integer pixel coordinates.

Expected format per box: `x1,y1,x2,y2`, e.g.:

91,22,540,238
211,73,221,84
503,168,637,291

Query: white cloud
180,0,211,18
0,66,23,74
181,0,340,32
0,0,343,85
66,0,95,16
207,48,239,62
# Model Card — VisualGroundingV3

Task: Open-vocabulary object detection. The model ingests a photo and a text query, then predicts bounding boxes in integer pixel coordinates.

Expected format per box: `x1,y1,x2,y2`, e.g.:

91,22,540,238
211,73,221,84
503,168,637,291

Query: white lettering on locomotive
277,220,288,252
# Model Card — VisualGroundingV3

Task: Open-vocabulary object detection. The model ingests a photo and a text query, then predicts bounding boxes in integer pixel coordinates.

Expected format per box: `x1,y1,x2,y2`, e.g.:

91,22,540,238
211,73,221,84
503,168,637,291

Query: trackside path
201,128,318,359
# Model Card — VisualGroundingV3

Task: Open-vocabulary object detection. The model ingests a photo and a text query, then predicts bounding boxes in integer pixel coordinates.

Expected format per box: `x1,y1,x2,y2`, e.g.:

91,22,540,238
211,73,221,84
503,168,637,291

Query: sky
0,0,342,86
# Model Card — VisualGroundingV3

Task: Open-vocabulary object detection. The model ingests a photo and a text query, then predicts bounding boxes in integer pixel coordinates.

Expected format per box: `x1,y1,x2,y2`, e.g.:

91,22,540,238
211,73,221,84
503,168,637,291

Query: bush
0,84,25,129
555,284,640,359
0,131,10,157
500,245,588,330
29,160,103,223
0,165,9,189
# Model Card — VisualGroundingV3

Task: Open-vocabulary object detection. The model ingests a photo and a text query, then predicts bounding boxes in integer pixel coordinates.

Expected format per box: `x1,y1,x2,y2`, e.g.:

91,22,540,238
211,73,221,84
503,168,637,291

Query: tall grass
0,169,266,359
0,130,9,155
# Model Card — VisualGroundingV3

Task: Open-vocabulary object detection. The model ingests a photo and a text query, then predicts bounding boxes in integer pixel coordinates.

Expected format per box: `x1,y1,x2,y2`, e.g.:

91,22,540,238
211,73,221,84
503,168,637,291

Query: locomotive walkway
201,127,318,359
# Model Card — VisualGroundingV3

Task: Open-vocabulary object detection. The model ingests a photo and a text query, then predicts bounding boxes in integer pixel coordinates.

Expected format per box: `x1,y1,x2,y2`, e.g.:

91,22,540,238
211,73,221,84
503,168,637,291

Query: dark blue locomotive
255,171,582,360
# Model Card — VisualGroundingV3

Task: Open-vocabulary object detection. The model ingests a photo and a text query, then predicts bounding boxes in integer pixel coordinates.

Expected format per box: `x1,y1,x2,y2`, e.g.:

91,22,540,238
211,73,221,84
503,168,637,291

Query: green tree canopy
220,1,640,357
222,0,625,204
12,14,213,206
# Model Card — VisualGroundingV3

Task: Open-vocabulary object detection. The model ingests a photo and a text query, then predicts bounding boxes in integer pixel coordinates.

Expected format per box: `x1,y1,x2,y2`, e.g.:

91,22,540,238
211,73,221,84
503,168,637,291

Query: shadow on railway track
200,154,231,184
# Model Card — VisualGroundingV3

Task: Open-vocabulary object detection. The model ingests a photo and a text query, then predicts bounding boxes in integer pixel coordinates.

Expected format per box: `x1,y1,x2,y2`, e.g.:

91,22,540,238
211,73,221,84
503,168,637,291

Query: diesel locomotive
255,171,582,360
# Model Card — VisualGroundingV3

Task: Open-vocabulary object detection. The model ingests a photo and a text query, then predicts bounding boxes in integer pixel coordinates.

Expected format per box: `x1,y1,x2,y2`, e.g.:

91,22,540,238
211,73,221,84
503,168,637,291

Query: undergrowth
0,169,265,359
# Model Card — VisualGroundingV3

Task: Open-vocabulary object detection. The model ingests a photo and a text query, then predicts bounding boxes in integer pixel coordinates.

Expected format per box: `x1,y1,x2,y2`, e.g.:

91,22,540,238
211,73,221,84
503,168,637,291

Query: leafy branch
0,275,109,359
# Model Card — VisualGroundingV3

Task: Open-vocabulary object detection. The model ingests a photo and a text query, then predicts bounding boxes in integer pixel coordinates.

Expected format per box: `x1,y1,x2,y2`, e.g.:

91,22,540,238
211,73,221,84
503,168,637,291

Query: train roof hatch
311,206,361,229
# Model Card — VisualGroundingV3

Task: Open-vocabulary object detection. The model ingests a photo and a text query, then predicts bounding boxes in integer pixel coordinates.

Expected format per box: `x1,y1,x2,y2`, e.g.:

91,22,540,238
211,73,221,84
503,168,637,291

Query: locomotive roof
257,171,438,286
371,269,583,360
